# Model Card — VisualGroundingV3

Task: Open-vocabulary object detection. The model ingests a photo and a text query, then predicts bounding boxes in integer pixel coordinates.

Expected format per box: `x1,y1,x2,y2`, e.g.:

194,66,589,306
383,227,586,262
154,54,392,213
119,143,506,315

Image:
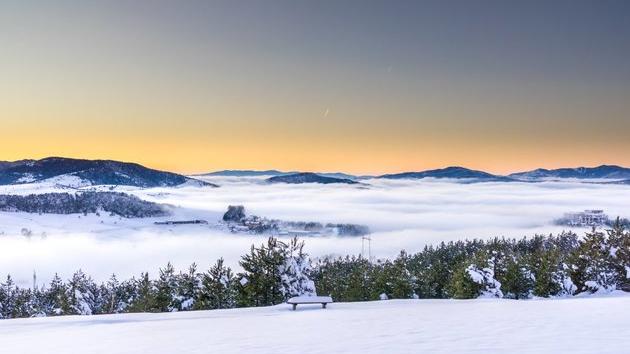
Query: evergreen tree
11,287,35,318
607,218,630,288
462,254,503,298
44,274,69,316
237,238,287,307
198,258,235,310
343,256,373,301
501,258,533,299
127,273,156,313
67,270,99,315
100,274,129,314
176,263,200,311
280,237,316,299
570,228,617,293
531,250,562,297
0,275,17,318
389,251,416,299
450,263,482,299
154,263,178,312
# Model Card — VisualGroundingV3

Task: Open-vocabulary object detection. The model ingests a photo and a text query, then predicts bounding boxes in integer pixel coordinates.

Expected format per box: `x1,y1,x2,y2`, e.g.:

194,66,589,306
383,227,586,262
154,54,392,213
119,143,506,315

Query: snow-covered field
1,177,630,286
2,295,629,354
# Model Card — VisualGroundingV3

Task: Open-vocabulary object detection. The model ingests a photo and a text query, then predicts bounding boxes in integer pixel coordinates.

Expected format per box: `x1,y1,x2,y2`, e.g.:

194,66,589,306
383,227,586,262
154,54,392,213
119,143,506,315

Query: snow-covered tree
607,218,630,288
198,258,236,310
570,228,617,294
44,274,69,316
237,238,286,307
280,237,316,299
67,270,99,315
464,256,503,298
175,263,200,311
155,263,178,312
0,275,18,319
99,274,130,314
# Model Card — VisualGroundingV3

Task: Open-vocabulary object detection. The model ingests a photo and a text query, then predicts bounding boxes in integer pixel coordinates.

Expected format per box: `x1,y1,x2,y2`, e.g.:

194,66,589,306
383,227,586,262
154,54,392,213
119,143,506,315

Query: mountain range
0,157,211,188
2,157,629,187
207,165,630,184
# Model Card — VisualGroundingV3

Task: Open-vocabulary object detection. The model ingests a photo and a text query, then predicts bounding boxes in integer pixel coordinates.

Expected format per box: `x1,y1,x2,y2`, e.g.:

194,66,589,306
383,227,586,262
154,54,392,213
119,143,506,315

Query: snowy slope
1,297,629,354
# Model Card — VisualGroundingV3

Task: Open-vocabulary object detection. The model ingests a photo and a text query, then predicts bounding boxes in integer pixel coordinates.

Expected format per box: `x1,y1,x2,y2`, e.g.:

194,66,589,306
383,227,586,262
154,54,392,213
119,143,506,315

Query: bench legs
290,303,329,310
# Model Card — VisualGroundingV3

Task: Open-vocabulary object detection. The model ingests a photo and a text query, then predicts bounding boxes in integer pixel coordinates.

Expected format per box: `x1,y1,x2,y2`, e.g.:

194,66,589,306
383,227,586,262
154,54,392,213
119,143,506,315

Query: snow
287,295,332,304
1,296,630,353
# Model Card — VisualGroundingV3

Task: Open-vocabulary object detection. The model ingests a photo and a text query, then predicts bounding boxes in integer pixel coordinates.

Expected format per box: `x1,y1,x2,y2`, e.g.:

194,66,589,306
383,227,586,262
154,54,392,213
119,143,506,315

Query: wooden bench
287,296,333,311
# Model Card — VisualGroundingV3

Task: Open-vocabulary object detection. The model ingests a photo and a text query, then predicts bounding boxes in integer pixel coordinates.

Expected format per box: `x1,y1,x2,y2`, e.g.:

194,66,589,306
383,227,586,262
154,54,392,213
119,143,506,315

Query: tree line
1,220,629,319
0,192,168,218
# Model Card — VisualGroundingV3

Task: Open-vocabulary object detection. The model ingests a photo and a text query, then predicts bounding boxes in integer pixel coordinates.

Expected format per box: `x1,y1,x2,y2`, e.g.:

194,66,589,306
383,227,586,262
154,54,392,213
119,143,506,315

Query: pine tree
389,251,415,299
154,263,178,312
176,263,200,311
344,256,372,301
280,237,316,299
570,227,617,293
12,287,35,318
67,270,99,315
501,258,533,299
237,238,287,307
450,263,482,299
0,275,17,318
607,218,630,289
100,274,129,314
532,250,561,297
44,273,69,316
198,258,236,310
459,254,503,298
127,272,156,313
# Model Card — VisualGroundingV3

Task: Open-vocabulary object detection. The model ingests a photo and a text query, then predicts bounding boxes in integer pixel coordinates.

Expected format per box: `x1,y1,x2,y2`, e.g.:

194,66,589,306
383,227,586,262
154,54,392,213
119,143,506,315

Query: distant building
562,210,609,227
154,220,208,225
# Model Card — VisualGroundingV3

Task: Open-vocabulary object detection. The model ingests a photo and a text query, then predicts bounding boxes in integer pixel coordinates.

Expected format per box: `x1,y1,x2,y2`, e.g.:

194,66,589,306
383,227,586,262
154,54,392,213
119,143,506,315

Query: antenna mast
361,236,372,261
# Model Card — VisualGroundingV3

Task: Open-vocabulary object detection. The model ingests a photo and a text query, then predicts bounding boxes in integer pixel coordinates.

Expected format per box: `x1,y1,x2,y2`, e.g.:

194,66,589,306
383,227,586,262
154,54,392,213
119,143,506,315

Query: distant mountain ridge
378,166,514,182
3,159,630,187
0,157,212,188
267,172,358,184
509,165,630,180
201,170,290,177
202,169,362,180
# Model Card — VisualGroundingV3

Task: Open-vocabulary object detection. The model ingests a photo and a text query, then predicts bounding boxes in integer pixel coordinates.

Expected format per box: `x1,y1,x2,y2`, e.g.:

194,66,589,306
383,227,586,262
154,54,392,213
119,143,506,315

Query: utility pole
361,236,372,261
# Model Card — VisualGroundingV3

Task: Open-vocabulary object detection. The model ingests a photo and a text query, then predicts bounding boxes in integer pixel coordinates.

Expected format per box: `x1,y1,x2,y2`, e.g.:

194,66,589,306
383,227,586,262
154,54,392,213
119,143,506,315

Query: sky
1,0,629,175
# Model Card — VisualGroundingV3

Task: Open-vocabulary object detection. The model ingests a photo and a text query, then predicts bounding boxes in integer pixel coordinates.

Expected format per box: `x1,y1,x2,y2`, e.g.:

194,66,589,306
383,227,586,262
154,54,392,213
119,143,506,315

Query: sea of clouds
1,177,629,286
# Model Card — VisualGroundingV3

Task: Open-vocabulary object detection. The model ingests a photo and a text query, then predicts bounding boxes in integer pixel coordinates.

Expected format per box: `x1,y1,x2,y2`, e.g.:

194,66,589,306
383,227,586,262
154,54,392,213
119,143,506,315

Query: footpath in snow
1,296,629,354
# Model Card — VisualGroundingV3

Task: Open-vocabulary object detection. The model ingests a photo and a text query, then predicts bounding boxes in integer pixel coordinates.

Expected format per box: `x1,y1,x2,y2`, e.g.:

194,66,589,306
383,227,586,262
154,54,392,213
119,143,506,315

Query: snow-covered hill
267,172,358,184
0,157,212,188
378,166,514,182
510,165,630,181
1,296,629,354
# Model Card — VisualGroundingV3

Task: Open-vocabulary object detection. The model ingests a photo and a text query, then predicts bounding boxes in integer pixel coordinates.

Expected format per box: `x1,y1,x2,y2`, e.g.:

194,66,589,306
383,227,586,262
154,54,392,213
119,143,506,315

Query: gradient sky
1,0,629,174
